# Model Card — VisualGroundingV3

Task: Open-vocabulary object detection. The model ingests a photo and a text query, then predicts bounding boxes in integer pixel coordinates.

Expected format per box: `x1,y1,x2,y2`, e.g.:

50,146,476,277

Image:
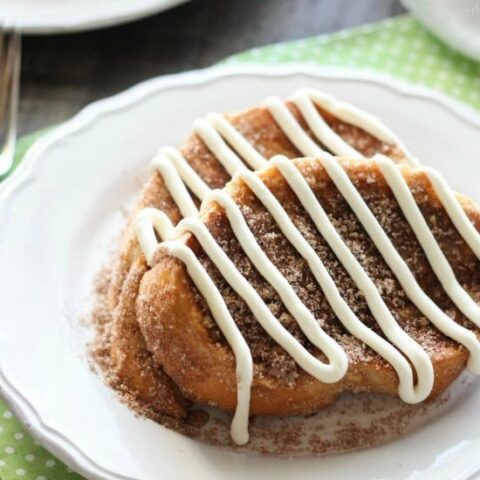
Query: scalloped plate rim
1,64,480,480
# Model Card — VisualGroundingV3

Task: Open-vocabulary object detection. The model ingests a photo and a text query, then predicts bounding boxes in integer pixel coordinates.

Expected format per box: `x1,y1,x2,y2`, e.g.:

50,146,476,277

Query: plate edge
0,0,189,34
1,63,480,480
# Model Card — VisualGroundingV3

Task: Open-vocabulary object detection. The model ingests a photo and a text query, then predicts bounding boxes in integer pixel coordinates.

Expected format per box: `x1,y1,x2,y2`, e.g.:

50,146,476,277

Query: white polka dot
337,30,353,40
46,459,56,468
0,425,4,433
371,42,385,52
14,432,24,440
360,23,377,35
349,48,362,58
389,46,402,56
289,50,303,60
294,39,308,49
417,67,433,78
36,476,46,480
411,39,424,50
468,90,480,101
16,468,26,476
365,52,380,62
3,410,13,419
5,446,15,454
437,70,450,80
263,56,278,64
25,454,35,462
399,20,414,32
0,459,5,466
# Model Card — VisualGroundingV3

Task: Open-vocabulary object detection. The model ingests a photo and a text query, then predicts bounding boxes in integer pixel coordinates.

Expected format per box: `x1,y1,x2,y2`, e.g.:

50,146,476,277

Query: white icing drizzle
269,156,434,401
197,190,348,382
156,146,210,201
291,90,360,157
375,156,480,333
203,113,267,170
422,166,480,259
193,118,248,175
236,168,431,402
136,154,480,443
164,236,253,446
265,89,417,166
264,96,329,158
157,197,350,444
315,154,480,375
132,89,480,444
149,88,411,208
150,153,198,218
298,88,416,164
135,208,174,265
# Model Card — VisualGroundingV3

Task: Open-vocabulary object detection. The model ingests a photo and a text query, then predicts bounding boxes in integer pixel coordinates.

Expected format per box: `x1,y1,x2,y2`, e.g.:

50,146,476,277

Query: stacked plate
0,0,189,33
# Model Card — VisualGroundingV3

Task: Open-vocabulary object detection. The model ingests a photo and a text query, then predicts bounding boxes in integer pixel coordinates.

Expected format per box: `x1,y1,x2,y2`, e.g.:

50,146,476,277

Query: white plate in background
0,0,189,34
401,0,480,61
0,65,480,480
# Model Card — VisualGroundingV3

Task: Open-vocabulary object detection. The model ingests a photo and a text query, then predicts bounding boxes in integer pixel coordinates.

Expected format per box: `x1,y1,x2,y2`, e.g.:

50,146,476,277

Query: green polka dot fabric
225,16,480,109
1,14,479,480
0,403,79,480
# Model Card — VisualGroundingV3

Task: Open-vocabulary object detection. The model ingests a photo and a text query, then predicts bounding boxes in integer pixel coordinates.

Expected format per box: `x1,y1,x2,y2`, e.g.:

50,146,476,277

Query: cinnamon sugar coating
93,97,409,420
137,158,479,416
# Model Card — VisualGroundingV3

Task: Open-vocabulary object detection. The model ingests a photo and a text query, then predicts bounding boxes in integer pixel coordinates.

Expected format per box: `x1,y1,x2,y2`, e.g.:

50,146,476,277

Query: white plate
400,0,480,61
1,65,480,480
0,0,188,34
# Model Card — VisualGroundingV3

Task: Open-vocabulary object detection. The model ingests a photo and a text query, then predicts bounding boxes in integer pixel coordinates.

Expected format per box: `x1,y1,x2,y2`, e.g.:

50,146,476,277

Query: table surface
19,0,405,136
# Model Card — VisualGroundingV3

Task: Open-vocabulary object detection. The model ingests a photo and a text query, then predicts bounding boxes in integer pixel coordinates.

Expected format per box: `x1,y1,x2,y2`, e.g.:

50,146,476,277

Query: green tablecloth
1,14,479,480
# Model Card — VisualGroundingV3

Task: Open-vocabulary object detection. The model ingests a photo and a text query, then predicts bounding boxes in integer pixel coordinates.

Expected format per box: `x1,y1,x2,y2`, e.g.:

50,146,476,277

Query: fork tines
0,29,21,177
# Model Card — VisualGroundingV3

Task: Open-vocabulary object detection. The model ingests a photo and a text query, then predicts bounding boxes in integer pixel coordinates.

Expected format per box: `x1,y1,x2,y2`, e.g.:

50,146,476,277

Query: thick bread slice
137,158,479,416
100,99,409,418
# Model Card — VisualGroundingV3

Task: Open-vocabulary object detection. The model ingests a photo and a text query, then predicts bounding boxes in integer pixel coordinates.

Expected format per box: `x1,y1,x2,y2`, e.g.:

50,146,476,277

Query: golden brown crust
109,257,188,417
137,158,479,416
100,99,410,419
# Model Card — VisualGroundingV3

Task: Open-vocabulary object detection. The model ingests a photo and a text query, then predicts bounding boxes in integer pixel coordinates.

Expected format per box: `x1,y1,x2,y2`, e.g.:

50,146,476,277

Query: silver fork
0,29,21,177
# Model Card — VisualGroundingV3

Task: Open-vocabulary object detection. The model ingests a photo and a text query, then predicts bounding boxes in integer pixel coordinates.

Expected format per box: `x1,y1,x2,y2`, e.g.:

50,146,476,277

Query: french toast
136,157,480,444
96,89,412,420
